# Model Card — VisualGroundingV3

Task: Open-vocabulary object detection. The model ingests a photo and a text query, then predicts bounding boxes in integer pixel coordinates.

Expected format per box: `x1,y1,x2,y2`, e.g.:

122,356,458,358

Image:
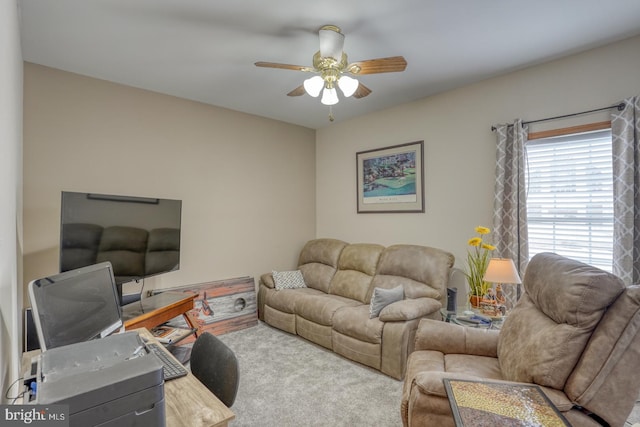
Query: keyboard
146,342,189,381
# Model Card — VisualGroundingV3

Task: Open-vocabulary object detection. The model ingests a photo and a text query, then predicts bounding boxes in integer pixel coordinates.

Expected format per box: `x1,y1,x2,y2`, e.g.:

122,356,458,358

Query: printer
30,332,165,427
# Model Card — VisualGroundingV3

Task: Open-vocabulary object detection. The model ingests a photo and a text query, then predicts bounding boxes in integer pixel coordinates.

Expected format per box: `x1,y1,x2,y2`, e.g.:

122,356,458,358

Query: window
525,129,613,272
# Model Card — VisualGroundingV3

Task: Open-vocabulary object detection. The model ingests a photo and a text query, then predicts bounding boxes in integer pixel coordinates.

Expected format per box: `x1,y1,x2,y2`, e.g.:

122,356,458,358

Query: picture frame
356,140,424,213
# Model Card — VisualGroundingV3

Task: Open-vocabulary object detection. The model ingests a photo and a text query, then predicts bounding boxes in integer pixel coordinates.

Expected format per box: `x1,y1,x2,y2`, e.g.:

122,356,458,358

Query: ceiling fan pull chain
329,106,334,122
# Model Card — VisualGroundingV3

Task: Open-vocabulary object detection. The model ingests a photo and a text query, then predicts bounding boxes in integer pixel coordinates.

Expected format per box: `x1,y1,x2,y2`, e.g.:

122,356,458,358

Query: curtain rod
490,102,626,131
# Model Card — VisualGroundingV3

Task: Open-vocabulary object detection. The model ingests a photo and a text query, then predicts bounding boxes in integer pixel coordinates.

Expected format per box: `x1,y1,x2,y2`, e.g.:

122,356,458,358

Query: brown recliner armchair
401,252,640,427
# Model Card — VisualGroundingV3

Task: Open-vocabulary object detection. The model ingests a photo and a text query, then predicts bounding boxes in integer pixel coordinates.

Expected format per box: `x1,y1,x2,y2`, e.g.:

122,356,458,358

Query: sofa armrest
413,318,499,357
379,298,442,322
260,273,275,289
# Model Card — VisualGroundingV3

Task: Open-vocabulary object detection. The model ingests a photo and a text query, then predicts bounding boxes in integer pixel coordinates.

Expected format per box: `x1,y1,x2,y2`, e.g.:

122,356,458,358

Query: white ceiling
19,0,640,129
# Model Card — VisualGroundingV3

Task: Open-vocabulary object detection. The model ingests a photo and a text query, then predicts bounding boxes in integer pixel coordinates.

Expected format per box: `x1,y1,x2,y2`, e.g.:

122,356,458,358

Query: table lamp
483,258,522,313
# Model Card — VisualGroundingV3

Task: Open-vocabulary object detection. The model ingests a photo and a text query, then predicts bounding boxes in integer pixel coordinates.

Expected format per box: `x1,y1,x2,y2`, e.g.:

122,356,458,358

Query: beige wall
316,35,640,274
23,64,316,302
20,35,640,311
1,0,23,403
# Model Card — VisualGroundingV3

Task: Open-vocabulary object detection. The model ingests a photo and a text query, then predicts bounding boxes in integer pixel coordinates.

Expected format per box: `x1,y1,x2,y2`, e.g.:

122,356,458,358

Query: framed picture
356,141,424,213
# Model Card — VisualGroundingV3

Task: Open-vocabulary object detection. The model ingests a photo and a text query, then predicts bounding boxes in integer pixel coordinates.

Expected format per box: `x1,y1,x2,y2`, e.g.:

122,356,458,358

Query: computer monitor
28,261,123,351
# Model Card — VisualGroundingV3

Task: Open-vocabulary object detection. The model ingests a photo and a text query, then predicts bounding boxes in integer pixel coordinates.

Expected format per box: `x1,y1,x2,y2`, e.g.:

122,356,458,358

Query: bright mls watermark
0,405,68,426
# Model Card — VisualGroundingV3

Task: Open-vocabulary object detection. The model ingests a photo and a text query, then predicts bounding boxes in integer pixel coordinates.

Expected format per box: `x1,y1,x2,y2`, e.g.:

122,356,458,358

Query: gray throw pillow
369,285,404,318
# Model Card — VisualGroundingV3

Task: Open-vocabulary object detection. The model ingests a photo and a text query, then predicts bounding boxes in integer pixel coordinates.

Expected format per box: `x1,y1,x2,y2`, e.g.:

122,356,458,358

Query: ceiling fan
255,25,407,120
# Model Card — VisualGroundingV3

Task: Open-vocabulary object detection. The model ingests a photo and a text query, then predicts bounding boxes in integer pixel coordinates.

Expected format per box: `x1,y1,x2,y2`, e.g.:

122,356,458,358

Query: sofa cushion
329,243,384,303
295,294,361,326
264,287,324,314
298,238,347,266
369,245,452,303
369,285,404,318
297,239,347,293
272,270,307,290
379,297,441,322
498,252,625,389
333,305,384,344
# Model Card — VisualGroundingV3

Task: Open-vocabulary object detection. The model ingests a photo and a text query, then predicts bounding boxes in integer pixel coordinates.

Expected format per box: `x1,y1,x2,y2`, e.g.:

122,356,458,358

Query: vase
469,295,482,309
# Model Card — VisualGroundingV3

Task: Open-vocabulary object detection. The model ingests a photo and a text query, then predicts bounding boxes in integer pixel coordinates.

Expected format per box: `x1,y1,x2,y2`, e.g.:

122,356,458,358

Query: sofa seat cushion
295,294,362,326
264,287,324,314
332,305,384,344
403,351,581,426
444,354,504,379
407,352,504,400
402,350,502,426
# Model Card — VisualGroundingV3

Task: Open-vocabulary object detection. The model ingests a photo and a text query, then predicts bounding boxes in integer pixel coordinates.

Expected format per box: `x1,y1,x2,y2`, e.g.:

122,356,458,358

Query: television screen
28,262,123,351
60,191,182,302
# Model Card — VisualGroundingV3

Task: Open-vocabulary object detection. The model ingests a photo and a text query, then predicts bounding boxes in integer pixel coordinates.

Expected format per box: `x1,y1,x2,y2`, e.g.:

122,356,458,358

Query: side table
441,309,504,330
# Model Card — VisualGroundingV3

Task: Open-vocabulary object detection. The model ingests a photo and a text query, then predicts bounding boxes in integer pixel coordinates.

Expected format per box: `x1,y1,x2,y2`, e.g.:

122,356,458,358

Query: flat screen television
28,261,123,351
60,191,182,304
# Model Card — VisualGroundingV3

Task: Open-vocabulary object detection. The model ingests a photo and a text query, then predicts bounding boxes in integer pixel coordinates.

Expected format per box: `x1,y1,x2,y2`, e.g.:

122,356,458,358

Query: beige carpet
627,403,640,426
214,322,403,427
199,322,640,426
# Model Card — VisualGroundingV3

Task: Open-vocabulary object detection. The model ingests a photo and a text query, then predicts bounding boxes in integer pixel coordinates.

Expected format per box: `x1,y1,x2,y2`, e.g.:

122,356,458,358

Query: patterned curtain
493,119,529,277
612,96,640,285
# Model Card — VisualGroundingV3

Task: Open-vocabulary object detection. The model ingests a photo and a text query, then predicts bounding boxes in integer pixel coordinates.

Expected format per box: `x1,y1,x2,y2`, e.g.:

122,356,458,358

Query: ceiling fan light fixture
303,76,324,97
338,75,359,97
255,25,408,120
321,87,339,106
319,25,344,60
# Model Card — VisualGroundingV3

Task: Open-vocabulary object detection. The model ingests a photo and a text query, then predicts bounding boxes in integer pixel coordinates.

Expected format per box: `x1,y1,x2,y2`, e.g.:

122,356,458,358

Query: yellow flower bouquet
465,226,496,300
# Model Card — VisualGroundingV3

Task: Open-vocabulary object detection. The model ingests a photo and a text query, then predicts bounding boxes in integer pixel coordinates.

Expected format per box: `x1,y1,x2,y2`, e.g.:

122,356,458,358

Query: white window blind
525,129,613,272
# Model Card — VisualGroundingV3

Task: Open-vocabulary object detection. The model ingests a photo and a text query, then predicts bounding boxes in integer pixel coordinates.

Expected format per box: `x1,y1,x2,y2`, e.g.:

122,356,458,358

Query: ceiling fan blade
287,85,306,97
353,83,372,99
348,56,407,75
254,61,312,72
318,25,344,60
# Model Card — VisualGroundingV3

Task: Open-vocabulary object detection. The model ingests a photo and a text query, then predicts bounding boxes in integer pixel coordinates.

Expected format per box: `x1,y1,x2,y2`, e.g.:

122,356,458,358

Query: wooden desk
137,328,235,427
21,329,235,427
122,291,201,336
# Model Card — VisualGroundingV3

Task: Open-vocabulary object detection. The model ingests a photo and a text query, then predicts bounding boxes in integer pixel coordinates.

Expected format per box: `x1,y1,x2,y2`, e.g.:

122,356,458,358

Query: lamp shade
337,75,359,97
321,87,339,105
303,76,324,97
483,258,521,284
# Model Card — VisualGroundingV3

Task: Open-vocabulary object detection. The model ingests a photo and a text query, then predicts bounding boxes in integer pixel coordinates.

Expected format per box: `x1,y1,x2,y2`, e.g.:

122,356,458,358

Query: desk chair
190,332,239,407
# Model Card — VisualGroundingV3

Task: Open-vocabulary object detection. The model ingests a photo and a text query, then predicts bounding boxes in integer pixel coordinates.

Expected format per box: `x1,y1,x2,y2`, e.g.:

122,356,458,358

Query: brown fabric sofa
402,252,640,427
258,238,454,380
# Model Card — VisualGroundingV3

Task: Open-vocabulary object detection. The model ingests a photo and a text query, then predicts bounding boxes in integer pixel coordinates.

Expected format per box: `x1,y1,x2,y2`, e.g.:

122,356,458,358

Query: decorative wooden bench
160,276,258,343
